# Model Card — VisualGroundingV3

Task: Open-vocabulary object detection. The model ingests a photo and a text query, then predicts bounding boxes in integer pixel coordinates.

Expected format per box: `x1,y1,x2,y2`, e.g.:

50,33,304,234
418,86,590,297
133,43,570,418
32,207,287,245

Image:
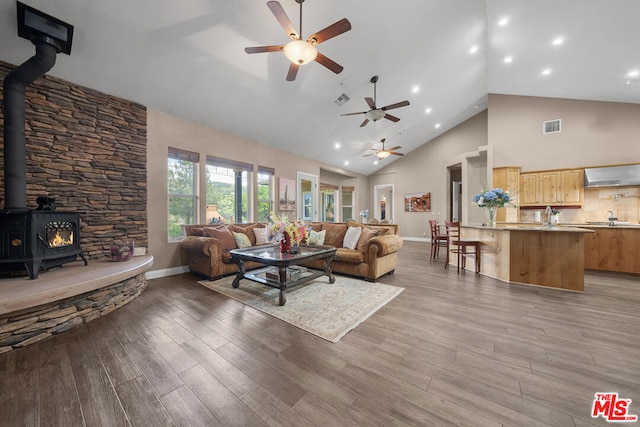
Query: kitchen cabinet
583,226,640,274
519,168,584,207
492,167,520,222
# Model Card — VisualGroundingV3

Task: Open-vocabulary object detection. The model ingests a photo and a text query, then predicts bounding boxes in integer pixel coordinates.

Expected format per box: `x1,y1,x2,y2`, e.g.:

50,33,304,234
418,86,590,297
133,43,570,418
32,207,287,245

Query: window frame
167,148,199,241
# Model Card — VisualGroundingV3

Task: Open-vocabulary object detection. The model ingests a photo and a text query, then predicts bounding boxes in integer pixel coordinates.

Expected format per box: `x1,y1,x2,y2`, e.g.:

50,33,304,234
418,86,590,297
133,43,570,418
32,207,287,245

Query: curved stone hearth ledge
0,255,153,354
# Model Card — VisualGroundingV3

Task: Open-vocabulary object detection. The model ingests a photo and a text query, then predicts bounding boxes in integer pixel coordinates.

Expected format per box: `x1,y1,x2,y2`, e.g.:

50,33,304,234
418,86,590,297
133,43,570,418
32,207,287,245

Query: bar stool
428,219,448,261
444,221,481,274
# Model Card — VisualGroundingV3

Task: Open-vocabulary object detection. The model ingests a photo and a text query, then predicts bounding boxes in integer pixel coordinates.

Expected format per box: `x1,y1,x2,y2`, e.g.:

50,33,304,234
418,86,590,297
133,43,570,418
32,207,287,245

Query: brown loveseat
180,222,403,282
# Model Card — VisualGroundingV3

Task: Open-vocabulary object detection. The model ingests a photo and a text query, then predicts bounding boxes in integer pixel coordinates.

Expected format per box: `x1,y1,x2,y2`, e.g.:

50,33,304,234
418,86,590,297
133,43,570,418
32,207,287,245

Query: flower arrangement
267,212,309,245
359,209,369,220
550,207,560,215
472,187,512,208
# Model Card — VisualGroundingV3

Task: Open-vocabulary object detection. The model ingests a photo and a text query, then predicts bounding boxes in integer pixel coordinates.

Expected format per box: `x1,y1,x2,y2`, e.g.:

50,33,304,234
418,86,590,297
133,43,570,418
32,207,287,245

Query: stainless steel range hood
584,164,640,188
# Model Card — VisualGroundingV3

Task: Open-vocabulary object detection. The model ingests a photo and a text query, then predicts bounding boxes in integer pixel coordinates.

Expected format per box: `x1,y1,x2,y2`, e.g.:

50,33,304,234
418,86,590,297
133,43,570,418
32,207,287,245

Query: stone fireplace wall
0,61,148,259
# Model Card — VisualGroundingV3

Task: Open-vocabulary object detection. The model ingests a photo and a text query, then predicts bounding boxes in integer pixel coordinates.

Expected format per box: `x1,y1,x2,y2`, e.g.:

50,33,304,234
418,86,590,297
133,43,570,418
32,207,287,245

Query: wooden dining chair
444,221,481,274
428,219,448,262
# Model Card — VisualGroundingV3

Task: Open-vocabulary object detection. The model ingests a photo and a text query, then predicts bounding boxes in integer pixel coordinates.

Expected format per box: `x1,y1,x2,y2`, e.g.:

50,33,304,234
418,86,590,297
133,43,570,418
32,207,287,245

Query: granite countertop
463,224,594,233
465,222,640,231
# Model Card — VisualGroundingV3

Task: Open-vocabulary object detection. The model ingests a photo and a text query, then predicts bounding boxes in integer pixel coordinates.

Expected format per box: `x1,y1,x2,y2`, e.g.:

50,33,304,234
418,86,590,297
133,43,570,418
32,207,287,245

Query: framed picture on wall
404,192,431,212
279,177,296,211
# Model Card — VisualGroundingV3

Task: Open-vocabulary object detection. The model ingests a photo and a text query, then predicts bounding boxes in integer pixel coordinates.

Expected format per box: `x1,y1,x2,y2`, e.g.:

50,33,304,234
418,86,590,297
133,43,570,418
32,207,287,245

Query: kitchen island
458,224,594,291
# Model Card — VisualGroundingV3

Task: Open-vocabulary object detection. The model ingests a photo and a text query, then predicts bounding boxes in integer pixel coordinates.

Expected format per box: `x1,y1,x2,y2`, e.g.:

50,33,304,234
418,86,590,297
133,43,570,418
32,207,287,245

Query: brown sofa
180,222,403,282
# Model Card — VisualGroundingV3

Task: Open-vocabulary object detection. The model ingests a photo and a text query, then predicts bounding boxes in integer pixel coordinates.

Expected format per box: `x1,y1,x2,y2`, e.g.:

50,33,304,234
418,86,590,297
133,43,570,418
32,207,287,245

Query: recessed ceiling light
373,160,379,165
412,85,420,94
503,56,513,64
541,68,552,76
334,142,341,149
469,45,479,54
498,17,509,26
425,107,432,114
551,37,564,46
344,161,349,166
627,70,639,78
435,123,441,129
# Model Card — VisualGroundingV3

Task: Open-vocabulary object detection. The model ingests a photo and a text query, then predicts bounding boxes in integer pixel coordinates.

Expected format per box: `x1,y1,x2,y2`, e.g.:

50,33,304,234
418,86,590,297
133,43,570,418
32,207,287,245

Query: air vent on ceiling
334,93,350,106
543,119,561,134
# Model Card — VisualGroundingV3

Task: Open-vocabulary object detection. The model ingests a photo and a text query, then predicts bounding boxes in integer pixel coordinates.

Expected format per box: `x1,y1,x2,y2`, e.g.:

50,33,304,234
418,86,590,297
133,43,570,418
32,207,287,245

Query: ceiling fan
245,0,351,81
342,76,410,127
363,138,404,160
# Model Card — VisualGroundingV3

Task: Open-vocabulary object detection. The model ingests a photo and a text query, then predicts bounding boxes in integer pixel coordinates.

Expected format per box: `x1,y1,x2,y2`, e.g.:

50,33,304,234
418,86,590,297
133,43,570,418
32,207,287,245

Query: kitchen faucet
545,206,552,226
608,210,618,226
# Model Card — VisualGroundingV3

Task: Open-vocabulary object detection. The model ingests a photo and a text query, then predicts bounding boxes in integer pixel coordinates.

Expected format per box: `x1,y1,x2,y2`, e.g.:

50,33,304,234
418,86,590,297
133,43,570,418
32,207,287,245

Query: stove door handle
37,233,50,247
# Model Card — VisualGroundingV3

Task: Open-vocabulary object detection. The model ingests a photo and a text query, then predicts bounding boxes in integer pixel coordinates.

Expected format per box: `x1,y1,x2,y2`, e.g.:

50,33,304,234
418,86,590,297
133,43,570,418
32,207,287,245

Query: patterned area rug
198,275,404,343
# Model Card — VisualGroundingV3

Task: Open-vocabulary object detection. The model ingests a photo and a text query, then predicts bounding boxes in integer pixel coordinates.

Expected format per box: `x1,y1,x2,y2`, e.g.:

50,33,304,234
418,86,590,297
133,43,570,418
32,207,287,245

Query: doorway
374,184,394,222
449,166,462,221
297,172,318,222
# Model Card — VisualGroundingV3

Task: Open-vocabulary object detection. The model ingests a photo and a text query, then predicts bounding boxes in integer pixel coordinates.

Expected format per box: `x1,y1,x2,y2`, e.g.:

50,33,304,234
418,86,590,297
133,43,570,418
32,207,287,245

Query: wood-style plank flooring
1,241,639,426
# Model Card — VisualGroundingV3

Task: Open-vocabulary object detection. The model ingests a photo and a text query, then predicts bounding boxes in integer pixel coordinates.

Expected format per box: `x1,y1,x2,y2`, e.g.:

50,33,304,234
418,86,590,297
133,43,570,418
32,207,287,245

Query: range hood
584,164,640,188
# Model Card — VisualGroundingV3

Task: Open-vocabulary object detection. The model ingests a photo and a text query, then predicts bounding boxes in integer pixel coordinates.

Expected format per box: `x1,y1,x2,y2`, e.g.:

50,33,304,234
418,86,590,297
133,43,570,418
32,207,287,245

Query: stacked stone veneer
0,61,148,259
0,273,147,354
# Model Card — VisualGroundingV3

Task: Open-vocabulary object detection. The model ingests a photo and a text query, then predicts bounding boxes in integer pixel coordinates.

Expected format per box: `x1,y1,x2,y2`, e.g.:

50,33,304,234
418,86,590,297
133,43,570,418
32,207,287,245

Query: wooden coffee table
229,245,336,306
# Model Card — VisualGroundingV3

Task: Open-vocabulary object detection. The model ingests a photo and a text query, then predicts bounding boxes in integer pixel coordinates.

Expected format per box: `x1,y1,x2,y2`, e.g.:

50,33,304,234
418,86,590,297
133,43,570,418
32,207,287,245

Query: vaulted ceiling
2,0,639,175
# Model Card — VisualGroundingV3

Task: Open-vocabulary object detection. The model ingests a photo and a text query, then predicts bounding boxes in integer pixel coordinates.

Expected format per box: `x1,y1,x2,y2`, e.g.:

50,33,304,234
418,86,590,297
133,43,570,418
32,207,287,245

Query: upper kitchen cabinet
493,167,520,222
519,168,584,207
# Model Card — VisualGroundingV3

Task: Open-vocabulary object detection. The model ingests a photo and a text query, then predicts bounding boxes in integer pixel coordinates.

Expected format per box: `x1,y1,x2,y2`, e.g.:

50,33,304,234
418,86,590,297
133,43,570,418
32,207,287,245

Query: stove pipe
3,37,60,212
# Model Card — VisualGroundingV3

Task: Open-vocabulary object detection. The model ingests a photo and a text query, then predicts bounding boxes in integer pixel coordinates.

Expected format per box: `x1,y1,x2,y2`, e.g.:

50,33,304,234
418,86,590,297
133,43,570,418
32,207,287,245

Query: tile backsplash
519,186,640,224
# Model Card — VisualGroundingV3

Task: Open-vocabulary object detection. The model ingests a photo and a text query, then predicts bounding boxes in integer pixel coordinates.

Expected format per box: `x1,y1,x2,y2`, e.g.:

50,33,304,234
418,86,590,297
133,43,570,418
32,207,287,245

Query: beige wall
489,94,640,171
371,110,489,238
147,109,368,273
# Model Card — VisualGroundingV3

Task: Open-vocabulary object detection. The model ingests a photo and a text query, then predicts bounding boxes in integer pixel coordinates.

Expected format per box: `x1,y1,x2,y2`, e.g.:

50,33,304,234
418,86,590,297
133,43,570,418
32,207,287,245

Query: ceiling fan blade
286,63,299,81
384,113,401,123
307,18,351,44
360,118,370,127
381,100,410,111
245,45,284,54
362,153,375,157
365,97,376,109
390,152,404,156
314,52,344,74
387,146,402,151
267,1,299,39
340,111,367,117
367,148,378,151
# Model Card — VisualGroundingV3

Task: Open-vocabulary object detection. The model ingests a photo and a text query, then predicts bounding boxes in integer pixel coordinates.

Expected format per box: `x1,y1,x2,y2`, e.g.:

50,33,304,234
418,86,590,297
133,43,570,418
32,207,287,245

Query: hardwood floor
1,241,639,426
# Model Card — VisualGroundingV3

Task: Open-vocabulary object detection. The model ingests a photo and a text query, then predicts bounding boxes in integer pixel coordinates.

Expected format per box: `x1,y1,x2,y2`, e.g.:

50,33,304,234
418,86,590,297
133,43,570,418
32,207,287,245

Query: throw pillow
232,224,257,246
253,227,270,245
322,223,348,248
307,229,326,245
343,226,362,250
356,227,380,252
190,227,205,237
204,226,237,250
232,231,252,248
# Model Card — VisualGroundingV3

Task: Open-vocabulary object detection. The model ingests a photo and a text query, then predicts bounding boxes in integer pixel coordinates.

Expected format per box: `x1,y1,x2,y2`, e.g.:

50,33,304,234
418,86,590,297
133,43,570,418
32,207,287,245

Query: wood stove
1,210,87,279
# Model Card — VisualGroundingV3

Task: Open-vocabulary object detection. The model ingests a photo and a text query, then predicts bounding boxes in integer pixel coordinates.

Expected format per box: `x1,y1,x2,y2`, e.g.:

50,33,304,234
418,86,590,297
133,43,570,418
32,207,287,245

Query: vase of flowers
359,209,369,223
472,187,512,227
267,213,308,253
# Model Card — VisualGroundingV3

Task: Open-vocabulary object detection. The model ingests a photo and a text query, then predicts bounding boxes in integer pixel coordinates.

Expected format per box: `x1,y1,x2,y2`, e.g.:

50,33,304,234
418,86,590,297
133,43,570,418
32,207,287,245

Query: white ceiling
1,0,639,176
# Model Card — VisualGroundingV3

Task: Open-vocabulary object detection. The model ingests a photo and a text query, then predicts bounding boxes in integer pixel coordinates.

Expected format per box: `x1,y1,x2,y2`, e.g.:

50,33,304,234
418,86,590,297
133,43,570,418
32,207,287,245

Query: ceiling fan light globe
365,109,385,121
283,40,317,65
376,151,391,159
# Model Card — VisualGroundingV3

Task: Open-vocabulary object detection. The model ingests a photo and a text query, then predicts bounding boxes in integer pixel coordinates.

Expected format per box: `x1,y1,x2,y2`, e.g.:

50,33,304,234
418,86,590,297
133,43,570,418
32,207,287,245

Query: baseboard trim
146,265,190,280
402,237,430,243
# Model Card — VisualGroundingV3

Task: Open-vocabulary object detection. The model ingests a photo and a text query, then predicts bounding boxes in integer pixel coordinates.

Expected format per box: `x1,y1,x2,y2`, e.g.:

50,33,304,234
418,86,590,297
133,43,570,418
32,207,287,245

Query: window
342,186,354,221
168,148,199,240
257,166,274,222
206,156,252,224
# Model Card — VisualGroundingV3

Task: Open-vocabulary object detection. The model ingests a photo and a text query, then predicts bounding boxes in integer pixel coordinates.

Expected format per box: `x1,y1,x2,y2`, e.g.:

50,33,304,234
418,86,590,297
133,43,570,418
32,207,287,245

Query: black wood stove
1,3,85,279
1,208,87,279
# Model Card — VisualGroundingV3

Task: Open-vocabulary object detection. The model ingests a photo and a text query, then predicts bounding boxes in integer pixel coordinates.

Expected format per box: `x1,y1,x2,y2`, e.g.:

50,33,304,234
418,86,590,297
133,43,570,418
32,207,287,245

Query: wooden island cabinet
459,224,593,291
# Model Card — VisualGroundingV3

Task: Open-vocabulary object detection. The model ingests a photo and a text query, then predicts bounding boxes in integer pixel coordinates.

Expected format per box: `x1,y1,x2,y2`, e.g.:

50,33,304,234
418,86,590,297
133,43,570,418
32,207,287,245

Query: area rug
198,275,404,343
